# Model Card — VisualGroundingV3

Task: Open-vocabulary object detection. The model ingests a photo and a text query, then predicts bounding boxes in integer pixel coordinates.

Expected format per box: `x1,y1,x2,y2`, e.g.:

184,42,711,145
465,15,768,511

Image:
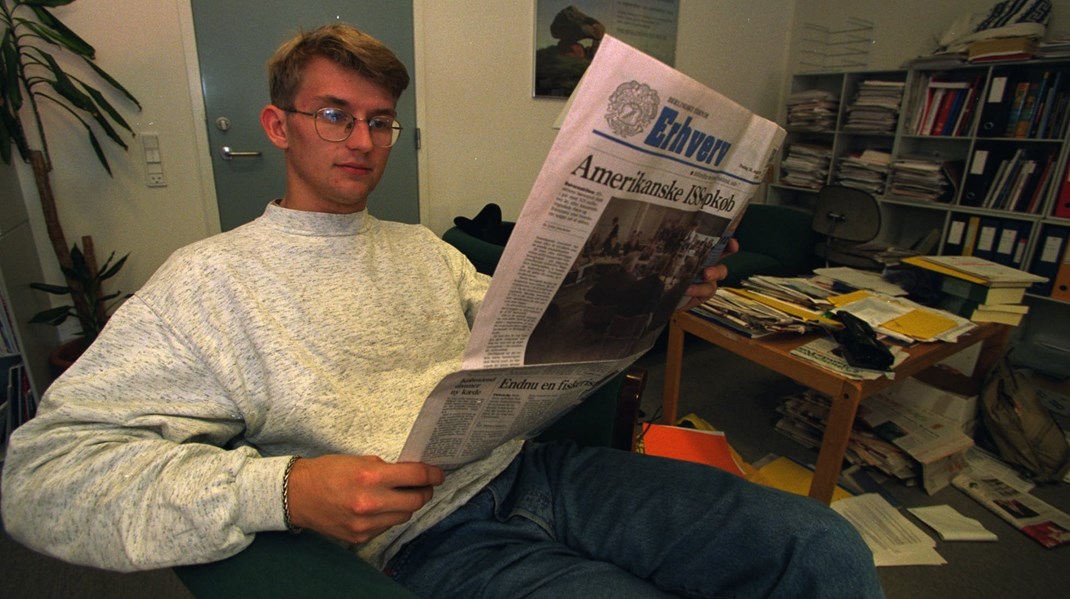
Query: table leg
808,387,862,504
661,315,686,425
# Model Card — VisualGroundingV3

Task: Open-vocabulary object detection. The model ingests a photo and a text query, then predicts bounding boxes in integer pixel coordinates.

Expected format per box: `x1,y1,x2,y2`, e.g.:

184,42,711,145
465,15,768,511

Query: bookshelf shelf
770,58,1070,307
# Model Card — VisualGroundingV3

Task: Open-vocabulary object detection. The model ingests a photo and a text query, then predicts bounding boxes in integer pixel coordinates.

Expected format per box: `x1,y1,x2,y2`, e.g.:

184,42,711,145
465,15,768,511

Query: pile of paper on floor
776,374,979,494
953,448,1070,549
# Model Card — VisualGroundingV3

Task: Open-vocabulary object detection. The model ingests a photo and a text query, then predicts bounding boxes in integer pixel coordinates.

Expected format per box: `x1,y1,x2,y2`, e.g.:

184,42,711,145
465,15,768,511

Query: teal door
190,1,419,230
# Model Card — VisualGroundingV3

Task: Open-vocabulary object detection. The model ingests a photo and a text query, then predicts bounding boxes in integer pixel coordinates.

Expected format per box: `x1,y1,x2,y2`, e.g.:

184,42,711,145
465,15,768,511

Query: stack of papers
780,143,832,189
776,389,917,481
835,149,892,195
907,505,997,542
832,493,946,566
786,89,839,132
888,155,954,202
843,80,905,133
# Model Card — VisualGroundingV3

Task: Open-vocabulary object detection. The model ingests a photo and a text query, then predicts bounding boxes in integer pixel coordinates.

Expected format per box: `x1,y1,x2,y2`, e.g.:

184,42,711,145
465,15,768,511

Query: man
2,24,883,598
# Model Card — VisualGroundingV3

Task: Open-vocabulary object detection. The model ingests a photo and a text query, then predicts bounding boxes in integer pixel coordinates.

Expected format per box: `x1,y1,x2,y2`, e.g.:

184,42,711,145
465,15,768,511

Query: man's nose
344,120,375,152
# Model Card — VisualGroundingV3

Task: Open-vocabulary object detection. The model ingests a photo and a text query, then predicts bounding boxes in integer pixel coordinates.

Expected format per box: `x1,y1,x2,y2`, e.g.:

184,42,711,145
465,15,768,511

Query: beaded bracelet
282,455,303,534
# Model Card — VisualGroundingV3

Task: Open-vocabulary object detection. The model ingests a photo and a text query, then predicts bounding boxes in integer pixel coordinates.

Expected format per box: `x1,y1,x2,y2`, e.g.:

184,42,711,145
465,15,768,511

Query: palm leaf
71,79,127,145
85,59,139,109
29,305,74,326
38,50,95,112
37,91,114,173
81,80,132,133
28,5,94,57
29,281,72,294
97,252,129,281
2,30,24,112
20,1,78,8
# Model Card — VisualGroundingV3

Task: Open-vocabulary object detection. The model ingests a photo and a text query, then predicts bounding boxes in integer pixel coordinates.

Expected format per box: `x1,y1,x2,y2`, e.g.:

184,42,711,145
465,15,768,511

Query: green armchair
720,203,818,287
174,222,645,598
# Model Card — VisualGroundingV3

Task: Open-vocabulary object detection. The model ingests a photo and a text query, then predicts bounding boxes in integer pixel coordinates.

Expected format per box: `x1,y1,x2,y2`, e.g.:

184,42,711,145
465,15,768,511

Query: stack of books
903,255,1048,326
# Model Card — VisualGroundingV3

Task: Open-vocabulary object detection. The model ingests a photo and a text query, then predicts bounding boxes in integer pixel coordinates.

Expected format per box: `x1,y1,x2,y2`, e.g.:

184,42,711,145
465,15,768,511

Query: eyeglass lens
315,108,401,147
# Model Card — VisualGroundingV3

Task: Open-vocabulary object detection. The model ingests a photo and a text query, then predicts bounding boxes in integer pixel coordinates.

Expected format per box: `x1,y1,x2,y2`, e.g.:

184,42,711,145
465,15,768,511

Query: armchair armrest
174,529,417,598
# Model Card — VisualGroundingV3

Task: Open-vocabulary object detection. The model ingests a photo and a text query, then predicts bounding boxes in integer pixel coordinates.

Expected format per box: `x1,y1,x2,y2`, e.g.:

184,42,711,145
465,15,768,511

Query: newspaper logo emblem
605,81,660,138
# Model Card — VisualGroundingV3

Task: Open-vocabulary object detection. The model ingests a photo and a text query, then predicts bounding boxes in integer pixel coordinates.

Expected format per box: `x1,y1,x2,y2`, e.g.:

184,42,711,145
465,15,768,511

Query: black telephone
830,311,894,371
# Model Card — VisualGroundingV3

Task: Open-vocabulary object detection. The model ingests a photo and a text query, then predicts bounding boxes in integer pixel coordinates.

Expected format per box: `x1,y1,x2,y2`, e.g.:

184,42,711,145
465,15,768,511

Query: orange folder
639,424,746,477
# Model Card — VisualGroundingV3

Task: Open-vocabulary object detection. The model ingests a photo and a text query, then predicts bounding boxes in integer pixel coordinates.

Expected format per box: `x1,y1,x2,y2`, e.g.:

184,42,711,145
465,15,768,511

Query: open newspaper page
401,36,785,468
952,471,1070,548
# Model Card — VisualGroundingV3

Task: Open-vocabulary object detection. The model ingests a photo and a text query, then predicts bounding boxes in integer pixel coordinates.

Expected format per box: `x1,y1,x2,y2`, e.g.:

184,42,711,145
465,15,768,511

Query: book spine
1014,81,1041,138
1004,81,1030,137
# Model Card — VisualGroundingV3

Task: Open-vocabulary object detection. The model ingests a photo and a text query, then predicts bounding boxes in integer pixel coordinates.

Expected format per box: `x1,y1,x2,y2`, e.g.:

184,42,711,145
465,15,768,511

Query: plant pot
49,338,88,378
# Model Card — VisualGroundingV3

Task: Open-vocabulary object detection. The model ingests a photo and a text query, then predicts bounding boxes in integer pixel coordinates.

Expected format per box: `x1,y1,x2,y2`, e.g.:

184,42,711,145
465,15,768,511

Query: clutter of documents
689,268,980,377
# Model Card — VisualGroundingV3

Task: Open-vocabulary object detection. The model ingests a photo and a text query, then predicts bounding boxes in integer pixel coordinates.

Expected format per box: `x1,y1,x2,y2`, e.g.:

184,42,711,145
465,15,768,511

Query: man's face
261,56,396,214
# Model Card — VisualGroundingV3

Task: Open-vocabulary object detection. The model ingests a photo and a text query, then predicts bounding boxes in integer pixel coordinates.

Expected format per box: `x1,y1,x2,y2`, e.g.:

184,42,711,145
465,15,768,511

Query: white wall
13,0,1064,348
415,1,795,235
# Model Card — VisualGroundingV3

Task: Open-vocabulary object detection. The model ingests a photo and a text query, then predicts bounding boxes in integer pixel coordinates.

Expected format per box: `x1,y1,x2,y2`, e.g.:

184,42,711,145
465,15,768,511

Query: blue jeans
387,441,884,598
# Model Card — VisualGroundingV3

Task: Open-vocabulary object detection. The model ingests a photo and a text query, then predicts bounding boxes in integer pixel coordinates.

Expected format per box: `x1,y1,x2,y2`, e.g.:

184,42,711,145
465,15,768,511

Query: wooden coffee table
662,310,1011,504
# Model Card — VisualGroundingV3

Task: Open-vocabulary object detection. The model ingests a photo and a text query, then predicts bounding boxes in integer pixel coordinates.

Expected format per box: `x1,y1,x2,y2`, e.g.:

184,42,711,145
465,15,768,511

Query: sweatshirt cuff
235,455,293,533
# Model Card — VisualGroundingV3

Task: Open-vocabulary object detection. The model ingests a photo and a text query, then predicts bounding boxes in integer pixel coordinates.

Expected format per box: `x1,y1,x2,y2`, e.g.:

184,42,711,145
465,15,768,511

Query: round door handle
220,146,262,160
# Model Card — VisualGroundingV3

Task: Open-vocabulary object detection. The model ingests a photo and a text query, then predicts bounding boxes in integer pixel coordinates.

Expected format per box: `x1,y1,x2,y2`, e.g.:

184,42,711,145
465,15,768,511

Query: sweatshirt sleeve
0,297,290,572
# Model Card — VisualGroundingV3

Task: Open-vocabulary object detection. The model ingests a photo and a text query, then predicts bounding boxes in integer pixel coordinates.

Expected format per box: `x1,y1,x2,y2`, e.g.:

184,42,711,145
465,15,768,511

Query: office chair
811,185,882,270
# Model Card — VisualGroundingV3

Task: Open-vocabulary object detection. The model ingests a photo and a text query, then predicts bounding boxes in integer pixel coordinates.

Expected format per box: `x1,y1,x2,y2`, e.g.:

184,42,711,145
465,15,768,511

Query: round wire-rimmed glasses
283,107,403,147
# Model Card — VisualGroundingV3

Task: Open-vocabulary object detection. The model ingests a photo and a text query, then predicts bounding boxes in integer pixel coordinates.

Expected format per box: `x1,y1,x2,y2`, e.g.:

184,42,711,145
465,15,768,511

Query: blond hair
267,24,410,107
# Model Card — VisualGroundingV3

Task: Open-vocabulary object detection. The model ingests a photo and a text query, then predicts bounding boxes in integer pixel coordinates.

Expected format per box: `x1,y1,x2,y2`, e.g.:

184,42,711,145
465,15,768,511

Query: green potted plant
1,0,140,367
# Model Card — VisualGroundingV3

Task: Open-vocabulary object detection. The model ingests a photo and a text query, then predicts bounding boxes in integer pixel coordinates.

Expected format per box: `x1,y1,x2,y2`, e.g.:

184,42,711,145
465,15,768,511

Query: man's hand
285,455,444,544
681,237,739,310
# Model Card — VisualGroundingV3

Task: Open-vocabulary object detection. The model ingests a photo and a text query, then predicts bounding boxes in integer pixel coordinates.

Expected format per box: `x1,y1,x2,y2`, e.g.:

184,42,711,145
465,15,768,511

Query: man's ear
261,105,289,150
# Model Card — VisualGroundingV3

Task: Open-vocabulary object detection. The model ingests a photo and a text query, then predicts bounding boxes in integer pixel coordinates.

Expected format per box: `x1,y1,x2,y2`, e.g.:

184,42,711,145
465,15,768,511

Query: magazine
400,36,785,469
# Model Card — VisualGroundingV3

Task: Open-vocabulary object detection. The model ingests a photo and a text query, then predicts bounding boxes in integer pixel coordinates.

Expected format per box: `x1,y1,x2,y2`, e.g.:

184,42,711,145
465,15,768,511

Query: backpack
979,353,1070,483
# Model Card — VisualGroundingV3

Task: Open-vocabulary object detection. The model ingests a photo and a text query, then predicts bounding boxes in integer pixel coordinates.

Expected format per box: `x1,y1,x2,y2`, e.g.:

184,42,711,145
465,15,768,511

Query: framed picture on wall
533,0,679,98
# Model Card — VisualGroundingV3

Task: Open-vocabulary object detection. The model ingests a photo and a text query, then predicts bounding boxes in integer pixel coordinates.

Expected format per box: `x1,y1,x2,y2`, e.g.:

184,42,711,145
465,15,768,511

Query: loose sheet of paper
907,505,997,541
832,493,946,566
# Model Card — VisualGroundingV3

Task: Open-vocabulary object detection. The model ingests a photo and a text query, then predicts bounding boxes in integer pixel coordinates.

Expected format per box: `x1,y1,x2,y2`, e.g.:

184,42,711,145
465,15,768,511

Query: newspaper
400,36,785,469
952,470,1070,549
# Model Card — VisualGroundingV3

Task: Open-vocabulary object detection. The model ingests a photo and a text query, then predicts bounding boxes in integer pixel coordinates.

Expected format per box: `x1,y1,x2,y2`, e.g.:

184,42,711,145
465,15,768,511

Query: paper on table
832,493,947,567
907,505,998,541
814,267,909,296
882,309,960,341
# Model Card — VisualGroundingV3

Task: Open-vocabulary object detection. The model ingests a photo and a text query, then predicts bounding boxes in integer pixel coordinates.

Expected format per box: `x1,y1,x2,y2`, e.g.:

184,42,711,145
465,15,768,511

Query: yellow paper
882,308,958,340
749,456,853,502
731,288,841,327
828,290,871,307
902,255,988,285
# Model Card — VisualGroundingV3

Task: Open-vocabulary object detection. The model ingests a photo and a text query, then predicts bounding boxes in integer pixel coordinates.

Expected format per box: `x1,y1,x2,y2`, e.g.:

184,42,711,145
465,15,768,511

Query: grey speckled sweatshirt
0,202,522,572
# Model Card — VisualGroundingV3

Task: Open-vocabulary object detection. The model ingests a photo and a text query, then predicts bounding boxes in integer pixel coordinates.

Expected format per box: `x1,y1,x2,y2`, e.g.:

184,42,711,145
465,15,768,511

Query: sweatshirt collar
263,200,370,236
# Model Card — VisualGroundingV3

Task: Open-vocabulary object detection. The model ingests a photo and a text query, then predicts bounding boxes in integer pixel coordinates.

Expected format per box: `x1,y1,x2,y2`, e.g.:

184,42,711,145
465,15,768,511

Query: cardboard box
901,368,981,435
